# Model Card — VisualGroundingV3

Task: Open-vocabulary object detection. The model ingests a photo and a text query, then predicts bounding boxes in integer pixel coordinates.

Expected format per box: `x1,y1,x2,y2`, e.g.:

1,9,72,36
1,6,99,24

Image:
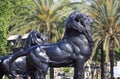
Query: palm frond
114,35,120,47
104,36,110,62
88,38,102,63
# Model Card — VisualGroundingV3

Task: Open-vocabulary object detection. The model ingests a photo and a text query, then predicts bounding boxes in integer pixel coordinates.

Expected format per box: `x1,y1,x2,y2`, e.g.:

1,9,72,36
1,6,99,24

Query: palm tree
88,0,120,79
9,0,87,42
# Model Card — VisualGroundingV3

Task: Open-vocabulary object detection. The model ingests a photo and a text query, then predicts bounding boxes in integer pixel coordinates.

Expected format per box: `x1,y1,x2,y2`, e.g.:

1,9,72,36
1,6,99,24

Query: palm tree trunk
46,20,51,42
109,50,115,79
101,48,105,79
109,38,115,79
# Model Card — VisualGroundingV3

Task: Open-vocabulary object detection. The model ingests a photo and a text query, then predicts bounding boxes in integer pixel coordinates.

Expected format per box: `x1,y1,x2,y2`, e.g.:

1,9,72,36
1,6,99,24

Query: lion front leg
34,70,46,79
74,55,85,79
34,63,49,79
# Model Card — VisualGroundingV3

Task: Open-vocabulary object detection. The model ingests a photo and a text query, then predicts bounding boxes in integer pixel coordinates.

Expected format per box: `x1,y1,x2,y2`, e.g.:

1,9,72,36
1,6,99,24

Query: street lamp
96,65,101,79
84,64,91,79
90,61,95,79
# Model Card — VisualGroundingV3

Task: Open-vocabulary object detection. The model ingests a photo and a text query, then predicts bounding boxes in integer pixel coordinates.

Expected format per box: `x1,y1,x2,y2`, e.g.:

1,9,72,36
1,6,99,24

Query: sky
54,0,82,2
54,0,90,5
53,0,91,5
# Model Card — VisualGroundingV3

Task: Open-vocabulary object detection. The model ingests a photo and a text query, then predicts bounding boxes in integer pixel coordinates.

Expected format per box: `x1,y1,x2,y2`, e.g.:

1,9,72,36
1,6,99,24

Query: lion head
65,11,94,37
24,30,47,49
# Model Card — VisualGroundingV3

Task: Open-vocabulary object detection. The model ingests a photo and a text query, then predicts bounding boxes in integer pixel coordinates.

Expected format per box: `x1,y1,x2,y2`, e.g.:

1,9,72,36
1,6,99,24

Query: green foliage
115,47,120,53
0,0,15,54
0,18,8,54
0,0,33,54
115,47,120,61
62,67,71,73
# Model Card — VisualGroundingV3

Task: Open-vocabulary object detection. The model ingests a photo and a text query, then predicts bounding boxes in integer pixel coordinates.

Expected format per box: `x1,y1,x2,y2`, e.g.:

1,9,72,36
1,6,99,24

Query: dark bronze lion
9,12,94,79
0,30,46,79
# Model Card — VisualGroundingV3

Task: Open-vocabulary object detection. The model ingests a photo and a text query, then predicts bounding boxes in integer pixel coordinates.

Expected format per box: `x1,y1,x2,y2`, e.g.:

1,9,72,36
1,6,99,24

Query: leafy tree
0,18,8,55
0,0,33,54
0,0,15,54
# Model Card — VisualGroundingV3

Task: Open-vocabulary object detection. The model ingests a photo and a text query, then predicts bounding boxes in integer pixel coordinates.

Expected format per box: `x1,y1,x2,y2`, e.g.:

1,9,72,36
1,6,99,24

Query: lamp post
91,62,95,79
96,65,101,79
84,64,91,79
